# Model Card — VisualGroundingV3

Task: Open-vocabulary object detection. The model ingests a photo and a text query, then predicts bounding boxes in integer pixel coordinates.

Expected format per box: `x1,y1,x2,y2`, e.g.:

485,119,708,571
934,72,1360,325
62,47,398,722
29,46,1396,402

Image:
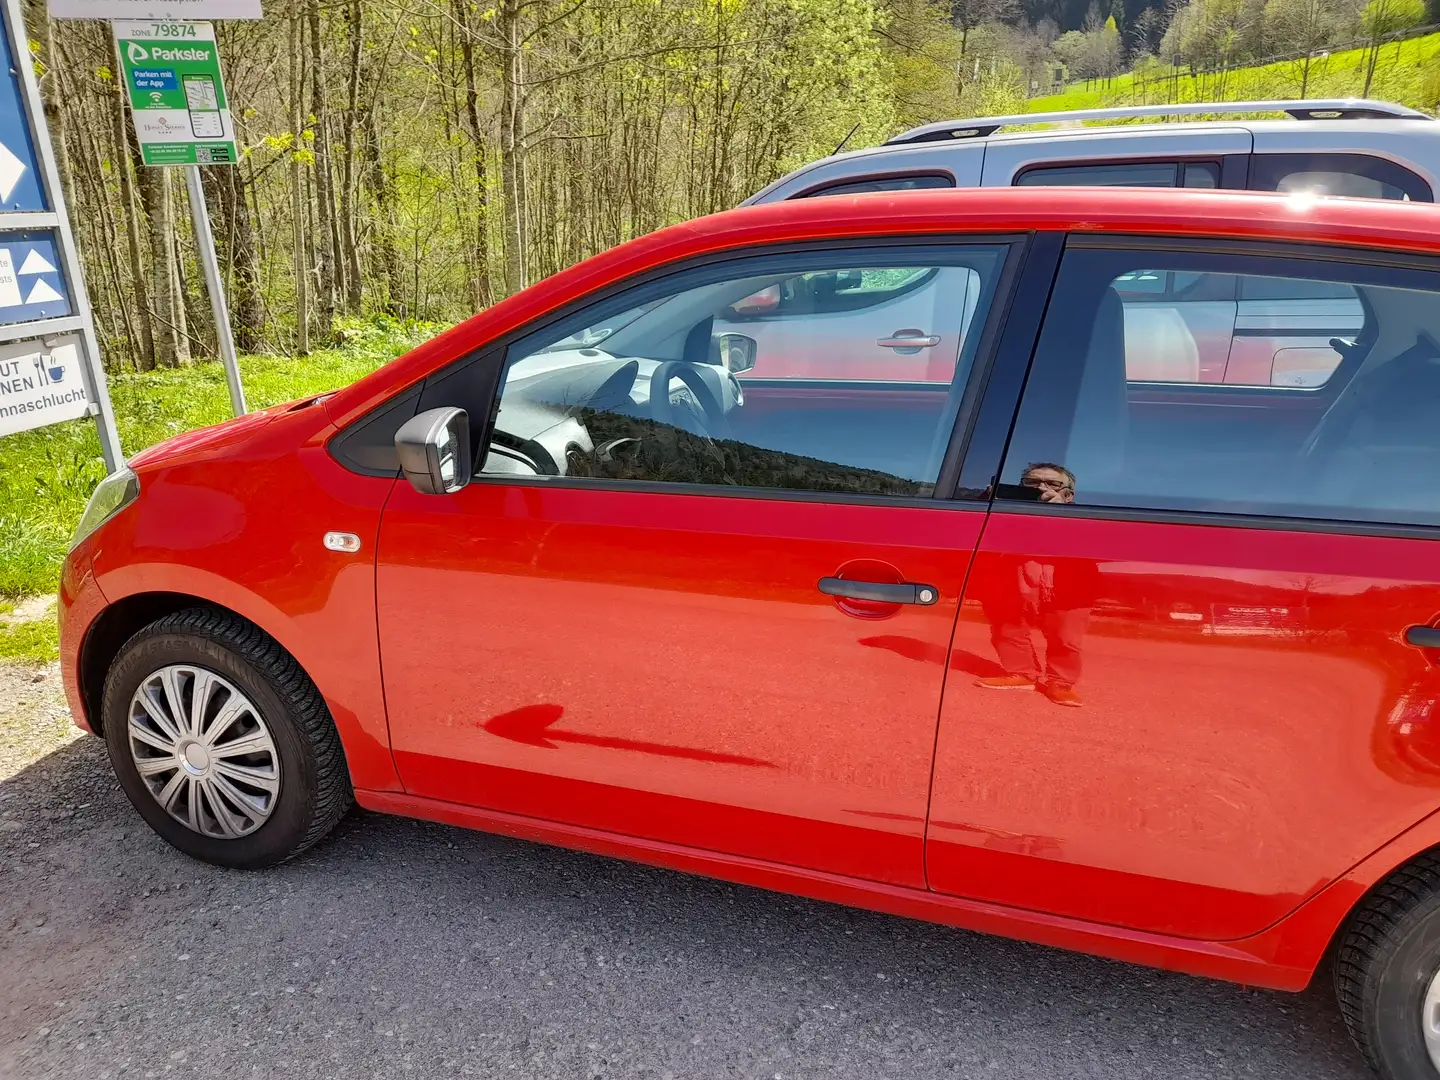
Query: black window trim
1068,232,1440,273
987,497,1440,544
986,233,1440,537
331,232,1037,507
791,171,956,200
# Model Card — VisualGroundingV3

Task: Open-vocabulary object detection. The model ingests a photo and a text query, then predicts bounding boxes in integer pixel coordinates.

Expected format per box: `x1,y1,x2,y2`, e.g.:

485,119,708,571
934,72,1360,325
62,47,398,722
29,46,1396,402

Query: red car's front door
375,239,1019,886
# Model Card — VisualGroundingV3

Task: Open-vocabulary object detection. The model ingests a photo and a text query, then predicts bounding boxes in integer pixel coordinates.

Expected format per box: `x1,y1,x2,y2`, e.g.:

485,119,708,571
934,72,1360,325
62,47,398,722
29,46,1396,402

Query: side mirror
395,407,472,495
714,333,757,374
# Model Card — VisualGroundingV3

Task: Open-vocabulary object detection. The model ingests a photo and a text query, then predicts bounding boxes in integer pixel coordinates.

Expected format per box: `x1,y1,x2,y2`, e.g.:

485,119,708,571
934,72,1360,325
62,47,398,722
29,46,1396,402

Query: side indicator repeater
323,532,362,553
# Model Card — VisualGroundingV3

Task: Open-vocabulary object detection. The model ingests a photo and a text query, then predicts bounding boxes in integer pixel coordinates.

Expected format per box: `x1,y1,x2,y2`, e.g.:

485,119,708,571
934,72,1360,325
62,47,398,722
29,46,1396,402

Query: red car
59,188,1440,1080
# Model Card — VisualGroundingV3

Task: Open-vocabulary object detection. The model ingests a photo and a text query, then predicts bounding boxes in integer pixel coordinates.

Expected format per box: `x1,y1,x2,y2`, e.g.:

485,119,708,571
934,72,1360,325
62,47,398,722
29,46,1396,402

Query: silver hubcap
127,665,281,839
1425,967,1440,1072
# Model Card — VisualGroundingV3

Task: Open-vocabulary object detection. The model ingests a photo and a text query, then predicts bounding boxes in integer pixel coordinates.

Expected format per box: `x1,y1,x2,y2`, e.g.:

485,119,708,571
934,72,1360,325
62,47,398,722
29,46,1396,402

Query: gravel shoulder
1,660,1372,1080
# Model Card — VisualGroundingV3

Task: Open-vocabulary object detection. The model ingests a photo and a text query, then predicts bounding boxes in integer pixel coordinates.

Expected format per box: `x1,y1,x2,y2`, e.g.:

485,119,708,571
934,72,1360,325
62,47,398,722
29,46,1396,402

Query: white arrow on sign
0,142,27,203
24,279,63,304
17,251,56,275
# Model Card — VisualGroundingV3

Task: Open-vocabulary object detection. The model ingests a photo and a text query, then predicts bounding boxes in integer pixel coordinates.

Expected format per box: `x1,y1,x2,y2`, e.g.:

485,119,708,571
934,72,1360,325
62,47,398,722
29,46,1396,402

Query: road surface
0,662,1371,1080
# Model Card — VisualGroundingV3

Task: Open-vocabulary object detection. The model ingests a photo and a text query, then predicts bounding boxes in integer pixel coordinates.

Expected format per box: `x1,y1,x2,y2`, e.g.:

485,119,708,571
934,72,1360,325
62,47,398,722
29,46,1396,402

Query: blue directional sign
0,230,69,324
0,7,46,212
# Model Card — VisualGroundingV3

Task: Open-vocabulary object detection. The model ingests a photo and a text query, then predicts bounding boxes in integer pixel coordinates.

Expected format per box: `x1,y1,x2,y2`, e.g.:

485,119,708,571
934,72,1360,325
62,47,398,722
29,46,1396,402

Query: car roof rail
885,99,1435,145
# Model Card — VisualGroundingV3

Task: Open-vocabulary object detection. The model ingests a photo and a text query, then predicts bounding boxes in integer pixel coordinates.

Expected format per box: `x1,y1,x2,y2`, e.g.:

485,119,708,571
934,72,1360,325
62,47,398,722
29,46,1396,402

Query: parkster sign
114,21,237,166
49,1,261,18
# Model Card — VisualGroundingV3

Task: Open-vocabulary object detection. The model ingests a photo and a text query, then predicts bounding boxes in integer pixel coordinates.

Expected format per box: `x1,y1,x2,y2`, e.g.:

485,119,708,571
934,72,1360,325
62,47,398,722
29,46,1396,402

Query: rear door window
1016,160,1221,188
996,243,1440,527
1249,153,1432,202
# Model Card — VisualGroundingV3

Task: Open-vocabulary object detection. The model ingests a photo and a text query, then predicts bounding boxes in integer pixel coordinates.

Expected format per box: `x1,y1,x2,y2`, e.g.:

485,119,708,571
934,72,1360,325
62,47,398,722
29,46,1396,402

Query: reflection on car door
712,266,981,382
374,242,1017,888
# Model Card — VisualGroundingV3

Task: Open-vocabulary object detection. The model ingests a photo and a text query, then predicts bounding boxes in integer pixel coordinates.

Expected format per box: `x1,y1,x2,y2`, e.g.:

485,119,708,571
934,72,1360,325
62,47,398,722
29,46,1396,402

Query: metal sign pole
4,0,123,470
184,165,245,414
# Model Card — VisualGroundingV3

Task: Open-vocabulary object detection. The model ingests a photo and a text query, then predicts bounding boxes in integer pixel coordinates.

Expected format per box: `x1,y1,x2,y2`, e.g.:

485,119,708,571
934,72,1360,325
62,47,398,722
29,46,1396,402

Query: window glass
482,246,1009,497
801,174,953,198
1250,153,1432,202
1016,162,1181,187
999,247,1440,527
1183,162,1220,188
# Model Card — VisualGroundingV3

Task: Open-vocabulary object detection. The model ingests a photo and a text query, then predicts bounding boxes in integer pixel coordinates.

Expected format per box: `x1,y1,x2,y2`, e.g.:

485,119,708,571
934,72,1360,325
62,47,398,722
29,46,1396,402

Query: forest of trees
19,0,1439,374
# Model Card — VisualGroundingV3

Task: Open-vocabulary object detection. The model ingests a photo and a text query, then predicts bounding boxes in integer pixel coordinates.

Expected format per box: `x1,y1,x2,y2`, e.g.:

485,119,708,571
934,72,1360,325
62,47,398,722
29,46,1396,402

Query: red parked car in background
58,188,1440,1080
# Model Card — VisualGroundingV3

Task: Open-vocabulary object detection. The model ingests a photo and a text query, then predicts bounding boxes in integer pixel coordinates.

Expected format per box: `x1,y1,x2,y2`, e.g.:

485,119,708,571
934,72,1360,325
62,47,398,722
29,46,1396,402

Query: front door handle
876,330,941,351
818,577,939,606
1405,625,1440,649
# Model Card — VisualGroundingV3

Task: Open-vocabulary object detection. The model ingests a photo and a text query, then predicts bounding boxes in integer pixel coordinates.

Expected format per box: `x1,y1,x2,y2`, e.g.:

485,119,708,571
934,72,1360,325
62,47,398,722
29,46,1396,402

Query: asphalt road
1,714,1374,1080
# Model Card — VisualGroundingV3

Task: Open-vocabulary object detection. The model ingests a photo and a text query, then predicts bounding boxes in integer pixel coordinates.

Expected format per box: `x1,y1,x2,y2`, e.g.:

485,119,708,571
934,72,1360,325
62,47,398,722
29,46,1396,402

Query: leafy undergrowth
0,616,59,664
0,316,442,601
1030,32,1440,115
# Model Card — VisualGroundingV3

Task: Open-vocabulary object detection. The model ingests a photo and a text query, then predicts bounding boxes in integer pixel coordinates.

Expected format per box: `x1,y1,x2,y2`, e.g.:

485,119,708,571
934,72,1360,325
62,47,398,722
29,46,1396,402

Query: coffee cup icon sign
30,355,63,385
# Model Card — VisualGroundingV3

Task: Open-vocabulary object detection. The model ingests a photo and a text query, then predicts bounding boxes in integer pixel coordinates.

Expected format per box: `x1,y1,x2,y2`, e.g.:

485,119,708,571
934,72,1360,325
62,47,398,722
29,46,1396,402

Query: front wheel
101,608,352,869
1336,854,1440,1080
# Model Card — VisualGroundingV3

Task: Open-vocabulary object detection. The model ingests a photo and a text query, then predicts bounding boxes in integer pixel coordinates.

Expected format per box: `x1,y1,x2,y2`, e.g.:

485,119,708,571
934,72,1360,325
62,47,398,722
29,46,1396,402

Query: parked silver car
717,100,1434,390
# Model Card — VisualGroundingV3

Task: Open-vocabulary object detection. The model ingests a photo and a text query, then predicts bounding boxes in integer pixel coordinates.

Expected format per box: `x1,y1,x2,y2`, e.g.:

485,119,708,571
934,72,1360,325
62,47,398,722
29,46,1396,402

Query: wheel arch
80,591,275,736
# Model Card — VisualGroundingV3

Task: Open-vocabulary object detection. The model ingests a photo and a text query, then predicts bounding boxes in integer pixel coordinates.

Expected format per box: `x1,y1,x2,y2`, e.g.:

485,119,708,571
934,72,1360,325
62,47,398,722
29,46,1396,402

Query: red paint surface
376,482,980,887
929,513,1440,940
66,402,404,792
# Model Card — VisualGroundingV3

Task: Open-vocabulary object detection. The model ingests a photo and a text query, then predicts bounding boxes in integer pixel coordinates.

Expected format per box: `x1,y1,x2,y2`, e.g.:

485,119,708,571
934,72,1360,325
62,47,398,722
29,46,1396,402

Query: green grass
1030,31,1440,115
0,316,441,602
0,616,58,663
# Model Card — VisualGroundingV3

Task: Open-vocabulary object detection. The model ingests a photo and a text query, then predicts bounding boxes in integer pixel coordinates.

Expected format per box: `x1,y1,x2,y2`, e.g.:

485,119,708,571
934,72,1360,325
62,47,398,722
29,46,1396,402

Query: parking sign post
183,165,245,414
0,0,123,468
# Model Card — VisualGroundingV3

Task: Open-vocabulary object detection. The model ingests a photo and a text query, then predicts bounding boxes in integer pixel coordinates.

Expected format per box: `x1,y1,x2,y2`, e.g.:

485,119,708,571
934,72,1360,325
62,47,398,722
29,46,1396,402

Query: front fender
88,426,402,793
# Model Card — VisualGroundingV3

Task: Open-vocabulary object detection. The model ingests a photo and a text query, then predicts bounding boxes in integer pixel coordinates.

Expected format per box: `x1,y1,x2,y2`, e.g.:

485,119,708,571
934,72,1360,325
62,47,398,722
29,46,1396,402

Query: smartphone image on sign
182,74,224,138
182,73,218,111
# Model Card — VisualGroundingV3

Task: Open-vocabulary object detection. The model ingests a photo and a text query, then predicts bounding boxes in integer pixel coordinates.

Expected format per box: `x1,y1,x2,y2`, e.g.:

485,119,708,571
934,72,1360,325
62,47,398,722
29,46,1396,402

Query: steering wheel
648,362,732,442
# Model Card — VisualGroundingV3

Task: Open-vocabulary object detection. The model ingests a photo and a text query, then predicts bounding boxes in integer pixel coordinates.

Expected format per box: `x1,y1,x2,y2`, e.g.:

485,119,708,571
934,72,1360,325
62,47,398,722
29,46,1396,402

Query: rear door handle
1405,625,1440,648
818,577,939,606
876,332,941,350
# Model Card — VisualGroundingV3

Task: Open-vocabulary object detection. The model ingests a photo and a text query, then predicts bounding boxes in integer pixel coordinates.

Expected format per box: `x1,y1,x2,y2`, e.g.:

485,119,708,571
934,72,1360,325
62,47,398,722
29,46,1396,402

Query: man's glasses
1022,475,1073,492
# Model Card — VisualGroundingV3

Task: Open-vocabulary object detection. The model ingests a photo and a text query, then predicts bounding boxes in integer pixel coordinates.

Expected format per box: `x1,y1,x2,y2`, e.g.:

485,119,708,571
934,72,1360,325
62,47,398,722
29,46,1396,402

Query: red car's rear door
375,236,1043,887
927,236,1440,940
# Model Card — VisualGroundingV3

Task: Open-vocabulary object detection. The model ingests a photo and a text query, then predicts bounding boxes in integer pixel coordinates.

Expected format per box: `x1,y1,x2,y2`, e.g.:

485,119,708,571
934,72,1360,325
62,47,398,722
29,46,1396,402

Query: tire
1336,853,1440,1080
101,607,352,869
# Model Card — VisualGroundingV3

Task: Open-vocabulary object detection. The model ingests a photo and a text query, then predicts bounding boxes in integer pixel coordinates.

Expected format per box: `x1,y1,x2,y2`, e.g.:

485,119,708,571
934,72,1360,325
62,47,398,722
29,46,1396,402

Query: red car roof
324,187,1440,427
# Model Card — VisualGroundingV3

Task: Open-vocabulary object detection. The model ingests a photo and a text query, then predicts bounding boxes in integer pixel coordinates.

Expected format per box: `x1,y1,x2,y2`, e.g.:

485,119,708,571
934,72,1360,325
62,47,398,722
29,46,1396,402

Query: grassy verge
1030,31,1440,115
0,316,440,603
0,617,58,663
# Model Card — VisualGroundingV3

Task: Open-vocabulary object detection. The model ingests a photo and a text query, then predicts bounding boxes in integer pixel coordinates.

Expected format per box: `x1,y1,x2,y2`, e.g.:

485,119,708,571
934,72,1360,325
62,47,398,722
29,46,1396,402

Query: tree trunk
498,0,526,295
308,0,337,342
455,0,492,311
203,165,266,354
25,0,74,210
291,0,310,354
111,38,155,369
173,220,208,359
340,0,364,313
359,96,403,314
134,162,187,367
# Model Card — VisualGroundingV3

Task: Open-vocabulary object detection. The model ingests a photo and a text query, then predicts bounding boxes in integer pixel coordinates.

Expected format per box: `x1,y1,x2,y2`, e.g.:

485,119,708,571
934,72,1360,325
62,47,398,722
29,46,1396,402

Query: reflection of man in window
975,463,1099,708
1019,463,1075,505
